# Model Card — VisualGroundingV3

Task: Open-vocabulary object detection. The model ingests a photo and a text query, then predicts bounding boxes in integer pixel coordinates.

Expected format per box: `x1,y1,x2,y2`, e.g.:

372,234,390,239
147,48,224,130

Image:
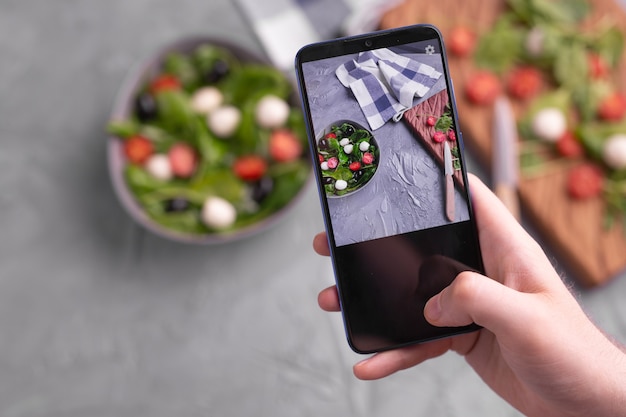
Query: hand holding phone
296,24,484,353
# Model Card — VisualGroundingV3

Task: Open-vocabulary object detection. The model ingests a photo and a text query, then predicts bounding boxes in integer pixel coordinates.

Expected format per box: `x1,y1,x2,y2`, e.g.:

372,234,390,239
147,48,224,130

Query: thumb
424,271,532,333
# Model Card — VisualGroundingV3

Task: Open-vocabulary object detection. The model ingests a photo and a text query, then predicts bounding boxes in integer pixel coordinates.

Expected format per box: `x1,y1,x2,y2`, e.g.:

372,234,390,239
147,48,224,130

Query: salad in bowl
316,121,380,197
108,38,310,243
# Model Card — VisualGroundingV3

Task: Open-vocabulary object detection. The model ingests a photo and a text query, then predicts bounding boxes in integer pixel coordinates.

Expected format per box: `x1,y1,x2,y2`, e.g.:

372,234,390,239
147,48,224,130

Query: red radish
566,164,604,199
433,131,446,143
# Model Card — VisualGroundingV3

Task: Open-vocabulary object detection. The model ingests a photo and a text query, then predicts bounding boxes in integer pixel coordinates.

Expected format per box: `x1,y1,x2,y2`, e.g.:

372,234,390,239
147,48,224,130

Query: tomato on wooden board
448,27,476,57
507,66,542,100
556,131,584,158
566,164,604,199
465,71,501,105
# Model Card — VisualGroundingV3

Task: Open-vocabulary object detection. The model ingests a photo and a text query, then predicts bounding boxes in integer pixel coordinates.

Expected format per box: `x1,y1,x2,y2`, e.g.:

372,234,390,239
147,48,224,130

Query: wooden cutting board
380,0,626,286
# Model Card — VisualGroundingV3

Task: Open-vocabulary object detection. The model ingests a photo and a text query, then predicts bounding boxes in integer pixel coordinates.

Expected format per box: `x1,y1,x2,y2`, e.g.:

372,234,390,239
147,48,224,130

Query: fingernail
355,357,370,368
424,295,442,322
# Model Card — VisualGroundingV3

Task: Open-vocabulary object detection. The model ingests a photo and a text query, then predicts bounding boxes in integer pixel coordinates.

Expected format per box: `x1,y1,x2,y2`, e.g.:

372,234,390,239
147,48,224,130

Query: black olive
342,124,355,137
318,138,330,150
251,176,274,203
204,59,230,84
322,177,334,185
164,198,190,212
135,92,158,122
353,170,364,181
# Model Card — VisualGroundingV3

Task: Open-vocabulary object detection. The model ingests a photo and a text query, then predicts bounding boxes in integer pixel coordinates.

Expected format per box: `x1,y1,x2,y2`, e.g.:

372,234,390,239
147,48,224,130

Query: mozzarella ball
191,87,223,114
532,107,567,142
525,27,545,58
343,144,354,154
145,154,173,181
335,180,348,191
208,106,241,138
339,138,350,146
603,134,626,170
320,161,329,170
359,141,370,152
201,196,237,229
255,95,290,129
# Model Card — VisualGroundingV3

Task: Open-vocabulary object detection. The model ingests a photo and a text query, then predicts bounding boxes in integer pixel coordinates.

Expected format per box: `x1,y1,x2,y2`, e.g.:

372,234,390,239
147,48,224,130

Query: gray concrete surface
1,1,626,416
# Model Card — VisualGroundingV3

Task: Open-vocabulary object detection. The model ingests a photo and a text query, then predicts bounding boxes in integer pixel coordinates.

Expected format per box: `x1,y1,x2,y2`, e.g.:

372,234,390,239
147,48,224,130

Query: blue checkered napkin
336,48,442,130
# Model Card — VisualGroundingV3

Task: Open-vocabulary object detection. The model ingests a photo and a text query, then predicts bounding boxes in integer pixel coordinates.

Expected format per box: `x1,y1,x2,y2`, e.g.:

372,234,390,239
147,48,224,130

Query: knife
492,96,520,220
444,140,455,222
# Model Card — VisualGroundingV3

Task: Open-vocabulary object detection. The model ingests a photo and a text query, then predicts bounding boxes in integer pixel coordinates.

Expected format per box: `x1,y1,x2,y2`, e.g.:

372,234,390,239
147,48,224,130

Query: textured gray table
2,1,626,416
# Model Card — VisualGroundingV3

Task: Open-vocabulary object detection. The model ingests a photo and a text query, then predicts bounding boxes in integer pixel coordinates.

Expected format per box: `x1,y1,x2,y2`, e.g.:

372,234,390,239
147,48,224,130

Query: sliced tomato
269,129,303,162
566,164,604,199
123,135,154,165
168,142,197,178
233,155,268,181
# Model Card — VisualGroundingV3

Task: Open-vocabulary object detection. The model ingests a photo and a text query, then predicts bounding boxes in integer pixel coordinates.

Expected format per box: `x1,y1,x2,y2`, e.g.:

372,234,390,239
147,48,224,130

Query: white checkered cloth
336,48,442,130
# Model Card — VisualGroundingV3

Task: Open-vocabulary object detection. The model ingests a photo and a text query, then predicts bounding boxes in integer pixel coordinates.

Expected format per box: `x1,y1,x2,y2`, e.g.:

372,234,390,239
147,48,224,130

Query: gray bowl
108,36,310,244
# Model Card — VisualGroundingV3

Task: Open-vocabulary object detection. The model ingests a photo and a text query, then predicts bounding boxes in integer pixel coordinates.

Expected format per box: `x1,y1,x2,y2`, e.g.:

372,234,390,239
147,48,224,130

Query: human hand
314,174,626,417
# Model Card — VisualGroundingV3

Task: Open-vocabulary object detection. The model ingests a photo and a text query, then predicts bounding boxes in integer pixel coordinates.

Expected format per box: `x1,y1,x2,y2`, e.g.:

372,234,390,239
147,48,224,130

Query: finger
318,285,340,312
353,337,453,380
424,270,535,335
467,174,560,290
313,232,330,256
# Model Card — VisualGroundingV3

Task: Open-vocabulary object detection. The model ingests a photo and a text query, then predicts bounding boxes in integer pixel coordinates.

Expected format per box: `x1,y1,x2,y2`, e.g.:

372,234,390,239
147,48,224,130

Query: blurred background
2,0,626,416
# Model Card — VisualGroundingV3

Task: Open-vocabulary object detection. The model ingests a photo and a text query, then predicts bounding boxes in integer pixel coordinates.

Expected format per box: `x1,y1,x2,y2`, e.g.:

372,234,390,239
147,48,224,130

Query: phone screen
296,25,484,353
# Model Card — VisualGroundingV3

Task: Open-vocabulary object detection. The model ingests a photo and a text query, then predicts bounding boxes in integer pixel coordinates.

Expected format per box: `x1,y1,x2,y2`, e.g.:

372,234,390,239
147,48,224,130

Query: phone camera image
296,25,483,354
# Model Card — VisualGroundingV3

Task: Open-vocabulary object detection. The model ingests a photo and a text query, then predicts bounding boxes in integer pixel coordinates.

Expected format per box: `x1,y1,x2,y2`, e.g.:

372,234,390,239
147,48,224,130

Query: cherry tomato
233,155,268,182
123,135,154,165
150,74,181,94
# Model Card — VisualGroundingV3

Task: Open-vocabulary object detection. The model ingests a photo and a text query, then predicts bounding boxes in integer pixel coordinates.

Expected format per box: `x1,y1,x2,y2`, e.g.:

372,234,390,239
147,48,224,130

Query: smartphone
295,24,485,354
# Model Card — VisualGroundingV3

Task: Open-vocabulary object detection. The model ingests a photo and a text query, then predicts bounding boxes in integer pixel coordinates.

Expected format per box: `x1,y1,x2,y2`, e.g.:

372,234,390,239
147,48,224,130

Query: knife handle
446,175,455,222
495,184,520,221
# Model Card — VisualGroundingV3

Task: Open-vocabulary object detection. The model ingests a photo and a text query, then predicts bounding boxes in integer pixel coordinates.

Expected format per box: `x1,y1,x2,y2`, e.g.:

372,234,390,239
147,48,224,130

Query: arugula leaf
474,15,525,73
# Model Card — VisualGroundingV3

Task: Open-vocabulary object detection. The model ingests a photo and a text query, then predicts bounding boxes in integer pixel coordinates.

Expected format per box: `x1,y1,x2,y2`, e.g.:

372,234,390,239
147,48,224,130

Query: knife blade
444,140,455,222
492,96,520,220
